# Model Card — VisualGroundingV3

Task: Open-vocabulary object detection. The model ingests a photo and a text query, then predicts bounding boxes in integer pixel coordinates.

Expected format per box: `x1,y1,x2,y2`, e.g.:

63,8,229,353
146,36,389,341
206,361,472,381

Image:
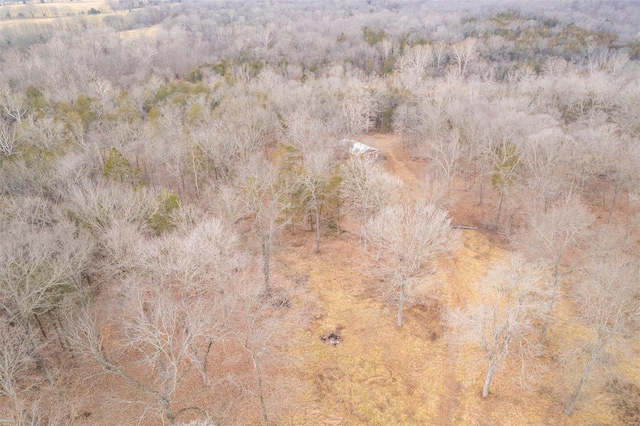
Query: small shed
339,139,380,160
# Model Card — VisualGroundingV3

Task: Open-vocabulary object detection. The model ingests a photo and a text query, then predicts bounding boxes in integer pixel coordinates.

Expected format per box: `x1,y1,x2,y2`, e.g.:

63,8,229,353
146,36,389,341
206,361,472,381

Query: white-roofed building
339,139,380,160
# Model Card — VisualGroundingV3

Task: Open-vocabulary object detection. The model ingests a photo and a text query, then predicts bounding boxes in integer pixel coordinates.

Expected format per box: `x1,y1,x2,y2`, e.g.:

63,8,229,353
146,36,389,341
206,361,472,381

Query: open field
0,1,109,25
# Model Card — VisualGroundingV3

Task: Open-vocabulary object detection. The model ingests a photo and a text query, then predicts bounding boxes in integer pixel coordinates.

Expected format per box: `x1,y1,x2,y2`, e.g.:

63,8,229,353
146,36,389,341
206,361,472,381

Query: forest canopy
0,0,639,424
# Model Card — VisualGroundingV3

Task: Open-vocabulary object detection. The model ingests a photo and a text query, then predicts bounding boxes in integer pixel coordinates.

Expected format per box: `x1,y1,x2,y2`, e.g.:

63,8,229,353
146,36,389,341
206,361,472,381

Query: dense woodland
1,0,640,424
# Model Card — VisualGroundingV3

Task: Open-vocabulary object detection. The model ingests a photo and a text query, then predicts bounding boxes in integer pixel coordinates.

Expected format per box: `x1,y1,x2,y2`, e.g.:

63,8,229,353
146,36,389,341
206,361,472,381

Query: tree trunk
192,152,200,198
606,180,621,224
493,188,505,228
261,234,271,296
21,316,54,387
362,200,368,250
482,361,497,398
5,383,25,423
49,310,67,352
219,283,230,326
180,171,186,199
540,269,560,345
315,207,321,254
193,341,212,387
33,313,47,340
397,283,405,327
477,163,486,206
162,396,176,425
565,345,600,416
252,352,269,425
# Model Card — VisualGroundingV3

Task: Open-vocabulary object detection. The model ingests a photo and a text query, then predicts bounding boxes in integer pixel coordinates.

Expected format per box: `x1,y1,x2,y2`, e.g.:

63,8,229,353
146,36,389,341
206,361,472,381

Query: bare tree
0,119,18,157
604,137,639,224
447,255,548,397
298,147,335,253
237,154,294,295
17,115,67,156
564,254,640,416
521,128,574,211
425,127,462,187
0,204,93,383
191,122,235,182
278,110,341,246
227,272,301,426
0,87,28,123
395,45,433,88
365,199,457,327
120,281,216,423
431,41,448,72
513,197,594,344
0,319,38,424
338,86,380,136
66,211,248,423
68,180,153,232
340,157,402,249
231,284,280,425
451,38,477,77
145,217,246,328
66,283,216,425
480,111,524,228
566,119,616,195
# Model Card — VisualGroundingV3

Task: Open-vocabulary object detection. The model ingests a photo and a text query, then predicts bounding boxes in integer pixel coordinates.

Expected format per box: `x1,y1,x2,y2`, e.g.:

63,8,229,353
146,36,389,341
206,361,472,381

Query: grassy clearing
0,1,108,21
279,134,640,425
117,23,161,39
0,1,109,30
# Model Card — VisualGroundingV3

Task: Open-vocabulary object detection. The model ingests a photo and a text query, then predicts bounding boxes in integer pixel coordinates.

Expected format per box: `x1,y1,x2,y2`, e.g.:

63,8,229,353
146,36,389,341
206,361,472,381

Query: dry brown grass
0,1,108,25
22,133,637,424
277,133,640,426
0,2,168,40
0,3,109,31
117,23,161,39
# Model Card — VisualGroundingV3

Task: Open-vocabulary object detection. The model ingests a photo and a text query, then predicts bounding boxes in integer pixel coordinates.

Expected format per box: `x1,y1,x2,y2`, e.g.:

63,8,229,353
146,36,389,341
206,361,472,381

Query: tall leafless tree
237,154,295,295
448,255,549,397
66,281,217,425
340,157,402,249
0,203,93,384
0,119,18,157
0,319,39,424
365,199,457,326
564,253,640,416
513,197,594,344
298,147,335,253
451,38,477,77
